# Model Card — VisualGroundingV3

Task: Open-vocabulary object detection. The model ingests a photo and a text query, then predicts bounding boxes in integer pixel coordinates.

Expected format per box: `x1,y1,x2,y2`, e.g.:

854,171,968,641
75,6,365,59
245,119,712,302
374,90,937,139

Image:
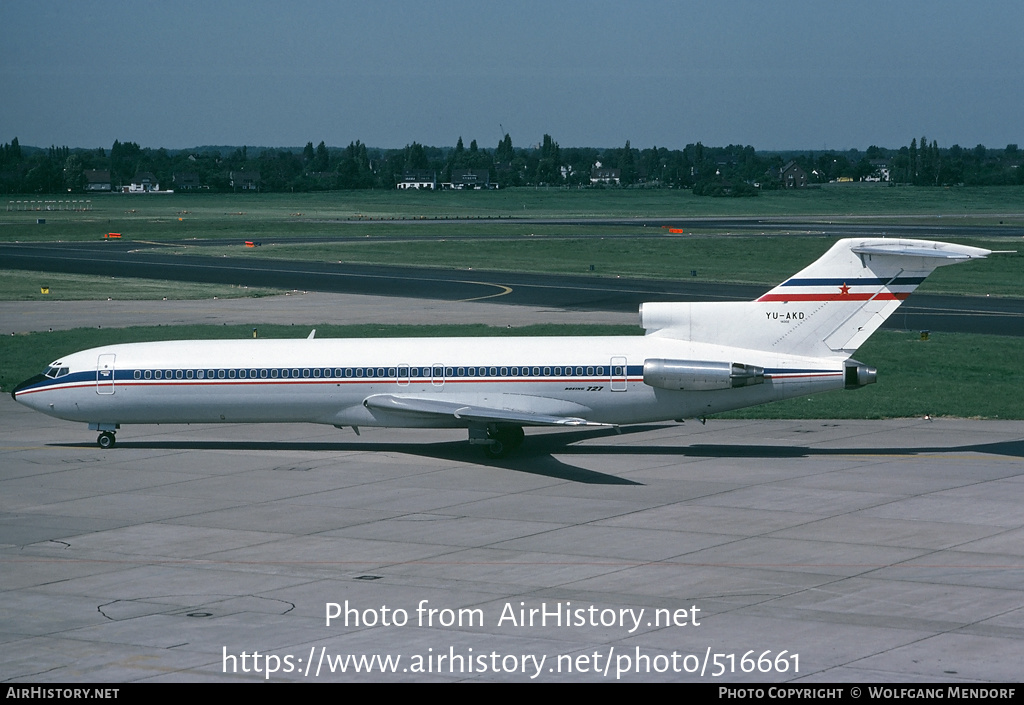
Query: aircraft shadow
52,425,1024,484
54,432,643,486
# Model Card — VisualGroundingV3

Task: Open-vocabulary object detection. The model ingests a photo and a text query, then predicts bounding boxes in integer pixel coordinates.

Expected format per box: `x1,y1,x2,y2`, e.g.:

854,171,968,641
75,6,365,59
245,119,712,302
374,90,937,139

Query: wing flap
363,394,605,427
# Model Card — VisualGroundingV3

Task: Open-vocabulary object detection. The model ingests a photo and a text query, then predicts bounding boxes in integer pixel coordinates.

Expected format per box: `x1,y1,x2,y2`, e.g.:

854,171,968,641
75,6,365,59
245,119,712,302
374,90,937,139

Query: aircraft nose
11,373,47,401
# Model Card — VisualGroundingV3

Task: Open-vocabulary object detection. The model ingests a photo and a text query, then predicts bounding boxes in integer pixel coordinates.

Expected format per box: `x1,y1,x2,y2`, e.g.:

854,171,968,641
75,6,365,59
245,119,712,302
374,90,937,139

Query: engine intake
643,359,764,391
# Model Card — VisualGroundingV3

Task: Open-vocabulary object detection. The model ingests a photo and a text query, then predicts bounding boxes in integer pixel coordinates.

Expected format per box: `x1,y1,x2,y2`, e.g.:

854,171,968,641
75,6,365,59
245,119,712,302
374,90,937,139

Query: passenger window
345,368,353,377
197,370,205,379
388,367,396,377
186,370,194,379
261,369,268,378
134,370,141,379
218,370,226,379
144,370,152,379
313,368,321,378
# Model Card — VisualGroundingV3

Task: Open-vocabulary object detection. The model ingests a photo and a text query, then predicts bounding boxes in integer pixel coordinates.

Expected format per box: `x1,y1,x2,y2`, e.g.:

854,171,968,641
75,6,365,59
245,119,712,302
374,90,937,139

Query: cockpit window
43,366,69,379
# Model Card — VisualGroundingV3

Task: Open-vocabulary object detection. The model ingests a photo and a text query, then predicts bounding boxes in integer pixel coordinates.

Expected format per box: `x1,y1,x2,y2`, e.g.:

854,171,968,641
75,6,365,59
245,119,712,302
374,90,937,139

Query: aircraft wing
362,394,607,427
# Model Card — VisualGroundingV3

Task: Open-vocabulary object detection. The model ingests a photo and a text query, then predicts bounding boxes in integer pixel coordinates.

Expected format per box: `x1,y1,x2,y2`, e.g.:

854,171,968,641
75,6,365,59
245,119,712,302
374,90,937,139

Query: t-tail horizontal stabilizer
641,238,991,358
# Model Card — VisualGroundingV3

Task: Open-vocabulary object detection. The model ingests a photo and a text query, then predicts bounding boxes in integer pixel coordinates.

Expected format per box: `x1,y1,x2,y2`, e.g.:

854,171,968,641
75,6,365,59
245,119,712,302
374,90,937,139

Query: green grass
0,269,279,301
4,186,1024,243
3,324,1020,419
5,188,1021,297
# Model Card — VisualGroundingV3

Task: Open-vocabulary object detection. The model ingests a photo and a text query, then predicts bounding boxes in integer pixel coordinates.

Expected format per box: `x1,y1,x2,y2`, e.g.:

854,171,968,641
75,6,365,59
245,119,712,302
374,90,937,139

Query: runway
3,238,1023,336
2,296,1023,682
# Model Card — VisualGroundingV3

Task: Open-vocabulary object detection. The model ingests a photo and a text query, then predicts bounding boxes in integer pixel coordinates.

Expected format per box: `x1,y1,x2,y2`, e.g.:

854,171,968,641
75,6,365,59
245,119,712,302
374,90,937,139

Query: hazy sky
3,1,1022,151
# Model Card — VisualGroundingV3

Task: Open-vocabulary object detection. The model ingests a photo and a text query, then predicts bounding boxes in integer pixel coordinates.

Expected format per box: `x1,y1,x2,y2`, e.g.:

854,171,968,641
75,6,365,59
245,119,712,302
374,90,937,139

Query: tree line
1,134,1021,195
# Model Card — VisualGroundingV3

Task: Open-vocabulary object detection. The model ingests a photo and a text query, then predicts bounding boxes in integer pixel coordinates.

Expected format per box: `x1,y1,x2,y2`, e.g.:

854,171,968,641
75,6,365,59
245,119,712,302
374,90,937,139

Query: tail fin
642,238,991,357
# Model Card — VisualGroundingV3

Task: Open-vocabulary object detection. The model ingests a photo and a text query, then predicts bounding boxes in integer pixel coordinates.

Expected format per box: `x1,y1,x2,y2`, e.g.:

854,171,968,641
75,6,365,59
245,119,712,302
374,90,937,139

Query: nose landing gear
97,431,116,449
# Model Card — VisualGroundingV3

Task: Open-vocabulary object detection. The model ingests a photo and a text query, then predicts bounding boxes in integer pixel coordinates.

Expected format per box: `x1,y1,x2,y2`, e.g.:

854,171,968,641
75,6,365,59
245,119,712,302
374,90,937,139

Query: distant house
128,172,160,193
865,160,891,182
590,166,621,185
396,170,436,190
173,172,202,190
448,168,494,189
779,161,808,188
230,171,260,191
84,170,111,192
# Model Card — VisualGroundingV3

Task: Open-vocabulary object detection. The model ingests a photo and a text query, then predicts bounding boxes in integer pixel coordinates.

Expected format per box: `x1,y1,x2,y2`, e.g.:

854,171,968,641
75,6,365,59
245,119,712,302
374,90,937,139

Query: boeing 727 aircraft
12,238,993,457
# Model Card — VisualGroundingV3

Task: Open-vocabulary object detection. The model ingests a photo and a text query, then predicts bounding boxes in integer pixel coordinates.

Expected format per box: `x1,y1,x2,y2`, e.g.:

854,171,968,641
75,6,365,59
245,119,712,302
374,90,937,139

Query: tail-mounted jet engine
643,359,764,391
844,359,877,389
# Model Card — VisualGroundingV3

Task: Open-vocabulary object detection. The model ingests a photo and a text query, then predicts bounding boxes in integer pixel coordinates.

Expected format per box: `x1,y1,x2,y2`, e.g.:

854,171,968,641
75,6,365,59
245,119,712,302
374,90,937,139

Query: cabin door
96,354,116,394
610,356,627,392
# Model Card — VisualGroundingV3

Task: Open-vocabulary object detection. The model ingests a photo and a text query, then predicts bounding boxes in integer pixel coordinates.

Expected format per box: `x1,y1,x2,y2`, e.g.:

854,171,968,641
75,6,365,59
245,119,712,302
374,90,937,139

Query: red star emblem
839,283,851,295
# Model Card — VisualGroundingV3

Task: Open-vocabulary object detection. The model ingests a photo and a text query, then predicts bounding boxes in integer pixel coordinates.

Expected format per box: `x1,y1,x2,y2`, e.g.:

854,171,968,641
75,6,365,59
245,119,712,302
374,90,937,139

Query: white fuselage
15,334,845,430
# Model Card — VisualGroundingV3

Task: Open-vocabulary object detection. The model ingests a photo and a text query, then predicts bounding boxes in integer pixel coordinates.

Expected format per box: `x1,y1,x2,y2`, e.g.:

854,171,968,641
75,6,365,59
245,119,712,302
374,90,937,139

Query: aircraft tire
484,439,506,459
97,432,115,449
484,426,525,458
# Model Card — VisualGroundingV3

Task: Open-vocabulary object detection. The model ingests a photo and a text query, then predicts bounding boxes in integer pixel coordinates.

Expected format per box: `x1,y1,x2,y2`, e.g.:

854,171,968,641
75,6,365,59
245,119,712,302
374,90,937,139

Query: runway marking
130,240,180,248
455,281,514,302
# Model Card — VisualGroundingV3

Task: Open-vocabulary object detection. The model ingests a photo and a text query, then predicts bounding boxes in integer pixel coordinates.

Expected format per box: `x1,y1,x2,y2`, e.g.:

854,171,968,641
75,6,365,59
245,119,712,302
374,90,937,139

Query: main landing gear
97,431,116,449
468,423,525,458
